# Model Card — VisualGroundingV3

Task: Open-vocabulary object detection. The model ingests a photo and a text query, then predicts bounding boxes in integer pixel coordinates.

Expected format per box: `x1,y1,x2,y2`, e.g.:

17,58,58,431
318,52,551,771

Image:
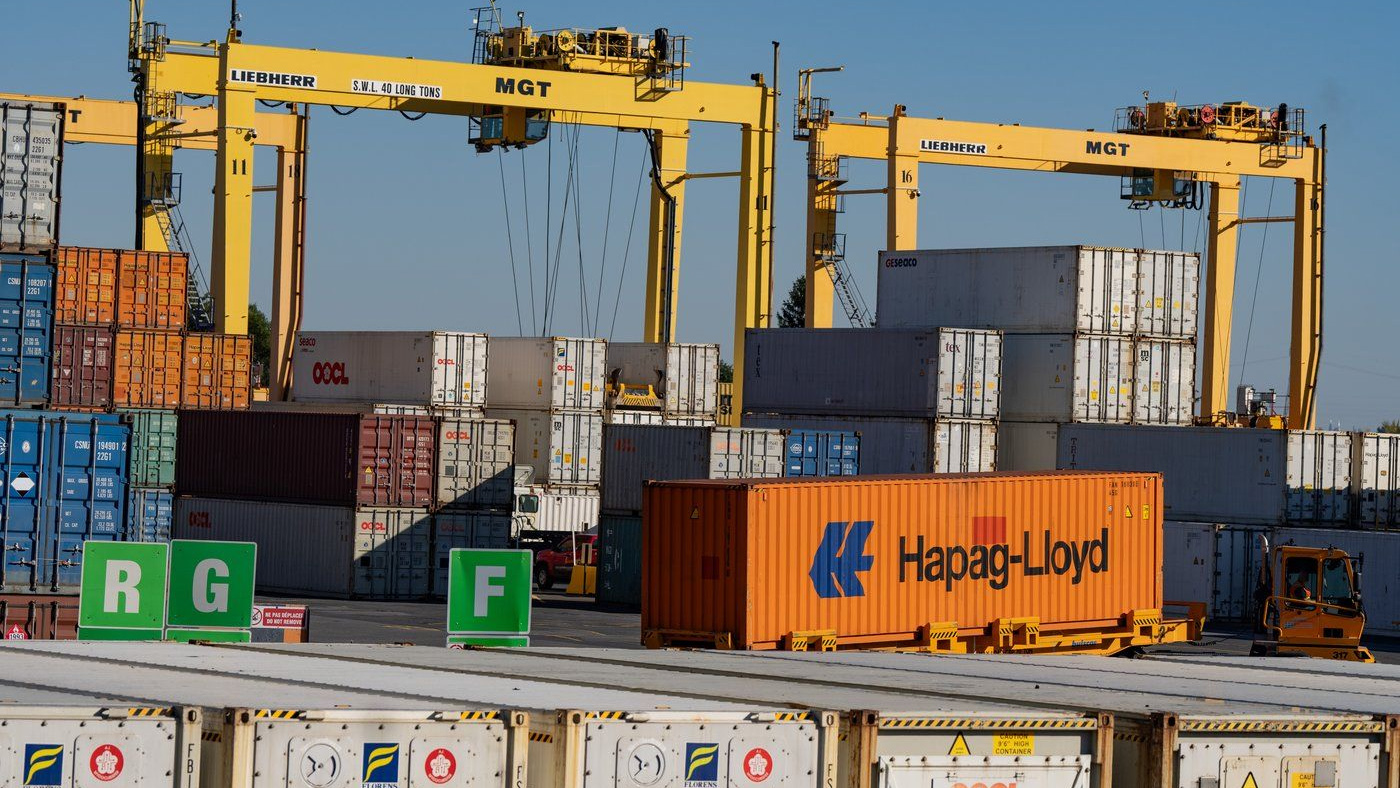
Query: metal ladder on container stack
808,139,872,327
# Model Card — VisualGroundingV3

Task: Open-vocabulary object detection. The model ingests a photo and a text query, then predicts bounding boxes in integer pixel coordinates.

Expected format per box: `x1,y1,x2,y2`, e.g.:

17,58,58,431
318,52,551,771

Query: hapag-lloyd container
0,411,130,594
743,413,997,474
292,330,488,408
605,341,720,417
642,471,1164,650
743,327,1001,419
876,245,1199,337
175,496,432,599
432,510,512,593
54,246,188,328
177,410,436,507
1058,424,1353,524
1,101,63,252
1353,431,1400,528
601,425,786,514
487,336,607,410
436,416,515,510
0,253,56,406
181,332,252,409
487,408,602,487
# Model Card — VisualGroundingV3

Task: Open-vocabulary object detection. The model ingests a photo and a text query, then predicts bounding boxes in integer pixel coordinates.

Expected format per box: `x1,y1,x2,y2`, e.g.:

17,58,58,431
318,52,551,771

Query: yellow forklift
1251,534,1374,662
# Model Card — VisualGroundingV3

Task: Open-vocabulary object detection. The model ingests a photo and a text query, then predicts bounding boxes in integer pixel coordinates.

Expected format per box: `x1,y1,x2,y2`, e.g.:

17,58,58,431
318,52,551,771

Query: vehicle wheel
535,563,554,590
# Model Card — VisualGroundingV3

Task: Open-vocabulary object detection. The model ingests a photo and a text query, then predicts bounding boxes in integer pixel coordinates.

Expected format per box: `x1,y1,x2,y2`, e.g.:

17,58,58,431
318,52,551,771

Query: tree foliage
778,275,806,328
248,304,272,387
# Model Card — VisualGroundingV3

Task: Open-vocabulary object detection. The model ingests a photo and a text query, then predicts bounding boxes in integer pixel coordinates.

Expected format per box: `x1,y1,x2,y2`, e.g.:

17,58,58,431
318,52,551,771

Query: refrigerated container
512,485,600,534
54,246,188,329
781,428,860,477
876,245,1199,337
487,408,602,487
177,410,436,507
174,496,432,599
0,252,55,406
121,408,177,487
130,486,174,543
292,330,488,408
432,510,512,593
1131,337,1196,425
1353,431,1400,528
1000,333,1134,423
605,409,664,425
436,415,514,510
0,101,63,252
181,332,252,409
0,701,200,788
601,425,785,514
1162,521,1269,623
642,472,1170,652
487,336,606,410
744,413,997,474
743,327,1001,419
605,341,720,417
0,411,129,594
1058,424,1353,525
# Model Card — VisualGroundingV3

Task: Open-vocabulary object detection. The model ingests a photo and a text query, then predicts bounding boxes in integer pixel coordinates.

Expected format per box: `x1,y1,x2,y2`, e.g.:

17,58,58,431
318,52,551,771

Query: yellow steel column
1201,176,1241,420
1289,155,1323,429
212,50,255,335
270,109,307,401
732,114,775,417
642,127,689,343
804,131,836,328
886,110,919,251
137,62,172,253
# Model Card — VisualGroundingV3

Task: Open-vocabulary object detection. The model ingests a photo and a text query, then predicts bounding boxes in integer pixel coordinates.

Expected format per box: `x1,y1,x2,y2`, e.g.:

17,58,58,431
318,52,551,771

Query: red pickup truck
533,529,598,589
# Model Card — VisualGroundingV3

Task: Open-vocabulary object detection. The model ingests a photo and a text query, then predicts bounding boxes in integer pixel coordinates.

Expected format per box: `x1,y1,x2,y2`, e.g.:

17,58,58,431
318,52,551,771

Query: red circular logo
742,748,773,782
90,744,124,782
424,748,457,784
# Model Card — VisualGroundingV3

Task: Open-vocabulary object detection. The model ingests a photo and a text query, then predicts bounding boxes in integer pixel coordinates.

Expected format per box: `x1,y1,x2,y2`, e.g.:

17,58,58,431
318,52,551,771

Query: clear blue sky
7,1,1397,428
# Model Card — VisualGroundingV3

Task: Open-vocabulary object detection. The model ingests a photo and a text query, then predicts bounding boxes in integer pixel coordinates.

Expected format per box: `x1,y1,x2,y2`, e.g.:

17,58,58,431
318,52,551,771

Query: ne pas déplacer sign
351,79,445,99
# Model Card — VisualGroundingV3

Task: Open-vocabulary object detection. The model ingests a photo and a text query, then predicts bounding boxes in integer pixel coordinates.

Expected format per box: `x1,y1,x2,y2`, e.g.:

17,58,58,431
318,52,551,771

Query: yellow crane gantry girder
132,15,777,409
801,101,1323,429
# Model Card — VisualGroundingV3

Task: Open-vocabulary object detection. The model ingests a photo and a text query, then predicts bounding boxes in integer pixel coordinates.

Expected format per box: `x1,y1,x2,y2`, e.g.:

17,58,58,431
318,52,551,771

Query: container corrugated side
57,248,189,330
0,101,63,252
486,408,602,487
436,416,515,510
129,486,174,542
115,328,183,408
606,341,720,417
642,472,1164,650
175,497,432,599
517,485,600,533
181,332,252,409
0,253,55,406
1352,431,1400,528
120,408,177,487
50,324,112,408
598,513,643,608
743,327,1001,419
999,334,1133,423
781,429,861,477
486,336,607,409
1285,430,1353,523
292,330,488,408
744,413,997,473
0,592,79,639
431,510,512,594
54,247,117,324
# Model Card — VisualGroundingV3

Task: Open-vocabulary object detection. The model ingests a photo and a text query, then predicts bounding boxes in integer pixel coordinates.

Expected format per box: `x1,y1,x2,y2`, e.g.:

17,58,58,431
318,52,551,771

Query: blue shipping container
0,410,130,592
783,429,861,477
0,253,55,406
129,487,173,543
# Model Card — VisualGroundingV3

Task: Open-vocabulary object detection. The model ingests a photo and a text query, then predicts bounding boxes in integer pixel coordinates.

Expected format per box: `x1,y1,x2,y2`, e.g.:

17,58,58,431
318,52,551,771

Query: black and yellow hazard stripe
880,718,1096,730
529,731,555,744
127,707,172,717
1180,719,1383,734
460,710,502,721
201,731,223,743
253,709,305,720
584,711,626,720
773,712,813,722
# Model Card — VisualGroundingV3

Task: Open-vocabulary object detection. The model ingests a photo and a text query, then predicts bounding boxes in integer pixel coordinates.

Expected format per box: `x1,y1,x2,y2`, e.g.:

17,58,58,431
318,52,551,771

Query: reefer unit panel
487,336,606,410
292,330,488,408
606,341,720,417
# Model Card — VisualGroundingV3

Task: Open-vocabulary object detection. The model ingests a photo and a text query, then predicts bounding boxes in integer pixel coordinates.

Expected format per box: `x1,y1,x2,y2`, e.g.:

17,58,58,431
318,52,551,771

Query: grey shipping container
743,327,1001,419
597,513,642,608
996,420,1061,471
744,413,997,473
487,408,602,487
1000,333,1195,424
436,416,515,510
876,245,1199,337
487,336,607,410
1352,431,1400,528
1,101,63,252
600,425,785,514
432,510,512,594
291,330,489,408
252,399,433,415
606,341,720,417
174,497,431,599
1057,425,1353,524
1163,521,1270,622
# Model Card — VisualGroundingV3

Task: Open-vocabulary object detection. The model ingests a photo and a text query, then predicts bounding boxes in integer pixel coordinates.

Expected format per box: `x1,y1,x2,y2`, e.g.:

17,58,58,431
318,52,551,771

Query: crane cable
520,144,537,334
592,128,622,335
1239,177,1277,376
608,141,650,341
496,148,525,335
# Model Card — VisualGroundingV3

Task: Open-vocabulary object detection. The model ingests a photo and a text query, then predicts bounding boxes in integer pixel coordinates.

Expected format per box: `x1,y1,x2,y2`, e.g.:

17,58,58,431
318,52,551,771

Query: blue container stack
782,428,861,477
0,253,56,407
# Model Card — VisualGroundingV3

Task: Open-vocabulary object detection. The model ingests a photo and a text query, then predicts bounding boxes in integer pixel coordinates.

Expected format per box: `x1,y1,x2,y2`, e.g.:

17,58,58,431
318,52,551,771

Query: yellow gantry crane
797,75,1325,428
127,2,778,407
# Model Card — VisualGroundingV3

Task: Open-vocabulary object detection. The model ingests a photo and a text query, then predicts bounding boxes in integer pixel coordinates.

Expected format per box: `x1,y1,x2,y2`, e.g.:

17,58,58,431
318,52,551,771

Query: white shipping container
709,426,787,479
292,330,488,408
744,414,996,473
602,425,785,514
606,409,664,425
1286,430,1353,523
1353,431,1400,528
252,399,434,415
513,485,601,534
487,408,602,487
607,341,720,417
1163,521,1270,621
437,416,515,510
743,327,1001,419
1000,333,1133,423
996,421,1060,471
662,414,717,427
876,245,1199,337
1132,337,1197,425
433,510,512,593
174,497,432,599
487,336,607,410
1,101,63,251
0,703,199,788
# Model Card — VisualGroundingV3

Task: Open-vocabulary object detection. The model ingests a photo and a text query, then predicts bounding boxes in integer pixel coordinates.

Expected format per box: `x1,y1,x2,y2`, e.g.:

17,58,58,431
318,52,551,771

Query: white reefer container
1131,336,1197,425
606,342,720,417
601,425,786,514
606,409,664,425
1163,521,1271,622
487,408,602,487
436,416,514,510
1000,334,1195,424
1,101,64,251
876,245,1199,337
743,327,1001,419
0,700,200,788
487,336,607,410
744,414,996,473
174,497,431,599
1351,431,1400,528
292,331,487,408
1057,425,1353,524
512,485,601,534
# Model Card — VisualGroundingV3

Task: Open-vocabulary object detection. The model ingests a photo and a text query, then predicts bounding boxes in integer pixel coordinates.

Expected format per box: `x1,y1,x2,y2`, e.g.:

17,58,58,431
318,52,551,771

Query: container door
1213,526,1265,622
1072,334,1132,423
1163,523,1215,605
590,719,820,788
1132,339,1196,426
878,756,1089,788
1077,247,1135,334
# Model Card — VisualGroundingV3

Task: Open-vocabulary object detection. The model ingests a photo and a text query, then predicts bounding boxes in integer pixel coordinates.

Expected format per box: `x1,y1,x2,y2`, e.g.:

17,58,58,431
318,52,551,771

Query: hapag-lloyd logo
808,518,1111,598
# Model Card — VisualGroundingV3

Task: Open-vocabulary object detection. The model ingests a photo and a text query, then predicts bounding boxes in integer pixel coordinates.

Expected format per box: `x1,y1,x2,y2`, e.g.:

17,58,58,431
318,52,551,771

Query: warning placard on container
351,79,444,100
992,733,1034,756
252,605,307,629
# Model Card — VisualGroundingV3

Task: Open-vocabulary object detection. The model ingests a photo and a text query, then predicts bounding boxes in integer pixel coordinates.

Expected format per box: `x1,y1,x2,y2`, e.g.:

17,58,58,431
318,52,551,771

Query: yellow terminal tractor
1251,534,1373,662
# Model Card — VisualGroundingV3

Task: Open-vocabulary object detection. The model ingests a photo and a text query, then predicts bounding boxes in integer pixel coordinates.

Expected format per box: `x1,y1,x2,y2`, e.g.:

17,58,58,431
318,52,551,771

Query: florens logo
684,743,720,788
362,743,400,787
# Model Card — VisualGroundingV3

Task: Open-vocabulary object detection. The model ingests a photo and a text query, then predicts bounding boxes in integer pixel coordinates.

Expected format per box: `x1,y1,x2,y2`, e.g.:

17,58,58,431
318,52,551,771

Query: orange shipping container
642,471,1168,651
54,246,187,329
182,333,252,409
114,329,183,408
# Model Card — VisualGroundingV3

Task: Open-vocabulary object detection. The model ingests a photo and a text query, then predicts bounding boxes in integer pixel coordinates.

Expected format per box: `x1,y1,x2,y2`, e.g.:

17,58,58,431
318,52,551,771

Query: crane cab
1252,539,1373,662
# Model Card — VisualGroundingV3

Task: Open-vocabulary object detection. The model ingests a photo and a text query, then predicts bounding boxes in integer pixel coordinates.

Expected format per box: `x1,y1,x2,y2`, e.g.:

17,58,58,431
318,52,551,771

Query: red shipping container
51,325,113,408
176,410,436,507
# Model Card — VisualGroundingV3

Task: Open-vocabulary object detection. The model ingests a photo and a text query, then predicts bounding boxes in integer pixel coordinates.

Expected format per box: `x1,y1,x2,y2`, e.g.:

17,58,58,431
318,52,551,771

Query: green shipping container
121,409,178,487
598,514,642,609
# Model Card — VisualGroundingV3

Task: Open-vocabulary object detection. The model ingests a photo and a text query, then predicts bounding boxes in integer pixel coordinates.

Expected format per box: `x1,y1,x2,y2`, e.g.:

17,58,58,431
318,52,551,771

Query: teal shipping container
120,408,177,487
597,513,642,609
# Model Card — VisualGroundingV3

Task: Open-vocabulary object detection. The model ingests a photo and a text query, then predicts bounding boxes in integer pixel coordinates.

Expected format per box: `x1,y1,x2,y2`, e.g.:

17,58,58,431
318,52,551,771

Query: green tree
1380,420,1400,434
778,275,806,328
718,359,734,383
248,304,272,387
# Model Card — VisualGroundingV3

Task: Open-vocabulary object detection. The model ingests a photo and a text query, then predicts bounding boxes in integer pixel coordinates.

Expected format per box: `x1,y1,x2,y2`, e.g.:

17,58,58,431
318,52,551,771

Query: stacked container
875,246,1200,470
604,341,721,425
742,327,1001,473
487,336,606,535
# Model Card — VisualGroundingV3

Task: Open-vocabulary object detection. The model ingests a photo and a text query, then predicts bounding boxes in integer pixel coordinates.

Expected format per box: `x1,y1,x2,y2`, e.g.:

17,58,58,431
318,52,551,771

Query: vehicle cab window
1284,556,1319,606
1320,557,1355,610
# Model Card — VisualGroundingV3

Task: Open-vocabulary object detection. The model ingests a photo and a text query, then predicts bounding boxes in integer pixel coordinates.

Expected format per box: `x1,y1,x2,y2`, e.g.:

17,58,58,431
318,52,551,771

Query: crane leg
886,113,919,251
1288,172,1323,430
732,122,775,417
1201,177,1241,421
212,85,254,335
804,135,836,328
643,128,689,343
270,115,306,401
